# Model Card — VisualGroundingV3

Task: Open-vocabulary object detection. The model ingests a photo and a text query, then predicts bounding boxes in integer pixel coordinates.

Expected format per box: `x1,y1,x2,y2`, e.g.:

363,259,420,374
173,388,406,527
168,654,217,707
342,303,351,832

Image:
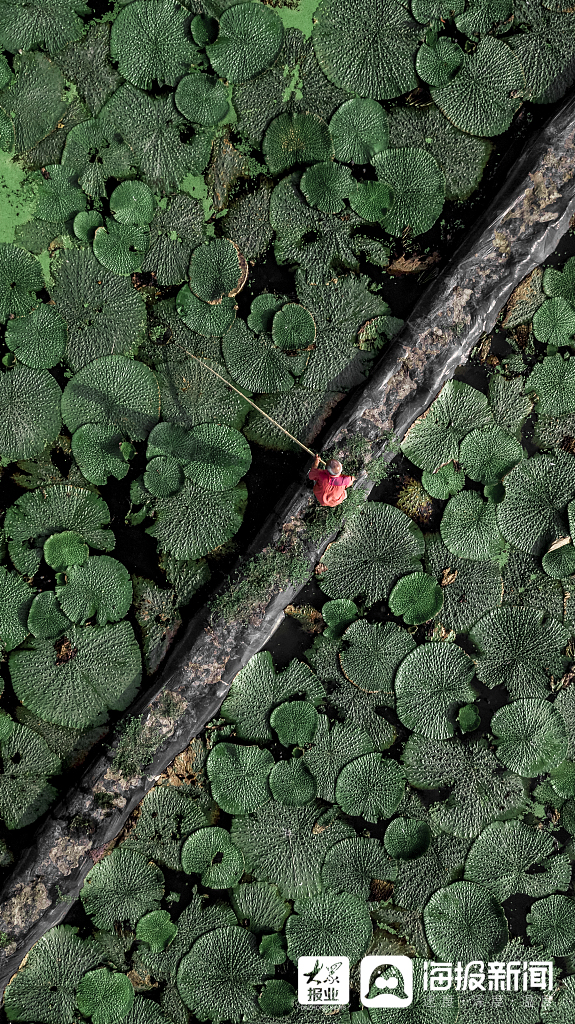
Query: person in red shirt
308,454,355,507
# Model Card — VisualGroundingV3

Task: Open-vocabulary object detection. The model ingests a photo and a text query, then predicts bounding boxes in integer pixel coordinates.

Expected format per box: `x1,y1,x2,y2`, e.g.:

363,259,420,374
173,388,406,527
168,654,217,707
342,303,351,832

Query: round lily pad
182,826,245,888
330,97,389,164
144,456,184,497
268,758,317,806
44,531,89,571
175,72,231,127
272,304,316,350
424,880,508,961
5,305,66,369
206,3,284,83
189,239,247,303
110,181,155,226
384,817,432,860
270,701,319,747
388,572,444,625
176,286,236,337
206,742,273,815
491,699,568,777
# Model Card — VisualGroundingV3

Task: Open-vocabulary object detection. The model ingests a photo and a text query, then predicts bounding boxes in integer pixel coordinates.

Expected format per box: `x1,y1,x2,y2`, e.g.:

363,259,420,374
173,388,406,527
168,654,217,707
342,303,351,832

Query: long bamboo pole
175,344,326,465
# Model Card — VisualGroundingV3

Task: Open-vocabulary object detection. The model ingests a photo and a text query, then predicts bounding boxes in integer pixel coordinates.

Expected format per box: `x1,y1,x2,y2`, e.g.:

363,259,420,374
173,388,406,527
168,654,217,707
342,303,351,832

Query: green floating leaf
110,181,155,226
458,703,481,733
230,881,290,933
177,286,236,337
403,733,529,839
74,211,104,242
149,344,249,430
497,451,575,556
313,0,420,100
148,421,251,491
527,894,575,955
182,826,244,888
541,975,575,1024
321,836,394,898
286,891,372,964
0,0,87,54
270,701,319,747
533,295,575,347
81,847,164,929
27,591,70,640
268,758,317,806
412,0,464,21
230,799,353,899
272,304,316,351
339,619,415,694
259,980,295,1017
146,479,246,559
62,355,160,441
221,652,324,744
50,249,147,372
248,293,286,334
527,352,575,419
0,566,34,653
144,456,184,498
318,503,424,603
222,319,294,393
175,72,231,127
0,244,44,323
206,3,284,83
0,722,61,830
136,910,177,953
0,364,62,465
492,698,568,777
456,0,513,36
395,641,477,740
100,84,212,192
423,880,508,961
5,305,66,370
401,380,492,473
322,598,359,640
330,97,388,164
470,606,570,699
348,180,391,222
44,530,89,570
133,784,209,871
206,742,273,814
335,753,404,822
56,555,132,626
416,38,463,87
388,572,444,625
177,926,269,1023
459,425,523,484
5,484,113,577
93,221,150,277
543,257,575,302
387,103,492,202
441,491,506,561
372,147,445,237
76,968,134,1024
4,926,101,1024
303,715,373,802
425,532,503,634
143,193,205,287
263,112,333,175
9,620,142,729
72,424,131,487
543,538,575,579
464,820,570,902
300,162,353,214
111,0,199,90
432,37,524,137
189,238,247,304
384,818,432,860
35,164,86,222
259,933,287,966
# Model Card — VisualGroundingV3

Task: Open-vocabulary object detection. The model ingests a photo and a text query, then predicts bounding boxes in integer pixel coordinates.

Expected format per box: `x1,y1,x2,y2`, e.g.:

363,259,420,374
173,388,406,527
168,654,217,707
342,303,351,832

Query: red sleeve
308,468,323,481
342,475,353,487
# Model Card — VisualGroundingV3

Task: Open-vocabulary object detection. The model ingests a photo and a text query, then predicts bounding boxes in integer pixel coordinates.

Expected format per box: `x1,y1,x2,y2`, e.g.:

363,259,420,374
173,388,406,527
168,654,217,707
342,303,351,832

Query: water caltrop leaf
491,699,568,777
206,742,273,815
313,0,420,100
330,97,389,164
55,555,132,626
464,820,570,902
9,620,142,729
339,619,415,693
146,479,246,559
4,484,114,577
62,355,160,441
189,239,247,304
268,758,317,806
175,73,231,128
394,641,477,740
81,846,164,929
147,421,251,491
50,249,147,372
497,451,575,556
230,881,290,933
432,37,524,137
401,379,493,472
423,880,508,961
5,305,67,369
206,3,284,83
527,894,575,956
0,365,62,465
4,926,101,1024
0,722,61,830
335,753,405,822
27,591,71,640
286,891,372,964
71,424,131,487
182,826,244,888
76,968,134,1024
373,146,446,237
111,0,199,91
388,572,444,625
303,715,374,802
318,503,425,603
177,927,269,1023
220,652,324,744
230,799,354,899
0,566,34,652
0,0,87,55
321,836,394,897
469,607,570,699
263,111,333,175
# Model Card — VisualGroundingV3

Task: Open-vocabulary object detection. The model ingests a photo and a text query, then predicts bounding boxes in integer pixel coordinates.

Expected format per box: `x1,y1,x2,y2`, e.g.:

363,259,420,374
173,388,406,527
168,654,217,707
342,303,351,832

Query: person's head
326,459,343,476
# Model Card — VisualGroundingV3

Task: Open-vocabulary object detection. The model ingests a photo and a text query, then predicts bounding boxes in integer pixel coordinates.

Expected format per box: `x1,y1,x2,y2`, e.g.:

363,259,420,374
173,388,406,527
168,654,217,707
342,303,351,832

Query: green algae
0,151,51,282
277,0,320,37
